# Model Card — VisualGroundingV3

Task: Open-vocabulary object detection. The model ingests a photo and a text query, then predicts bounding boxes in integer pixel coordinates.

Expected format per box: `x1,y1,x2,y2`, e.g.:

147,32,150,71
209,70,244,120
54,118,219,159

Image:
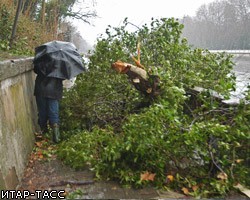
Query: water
224,54,250,104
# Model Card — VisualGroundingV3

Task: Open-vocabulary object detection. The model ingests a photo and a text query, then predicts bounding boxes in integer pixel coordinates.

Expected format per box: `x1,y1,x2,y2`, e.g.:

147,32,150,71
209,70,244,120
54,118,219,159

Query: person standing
34,70,63,143
33,41,86,143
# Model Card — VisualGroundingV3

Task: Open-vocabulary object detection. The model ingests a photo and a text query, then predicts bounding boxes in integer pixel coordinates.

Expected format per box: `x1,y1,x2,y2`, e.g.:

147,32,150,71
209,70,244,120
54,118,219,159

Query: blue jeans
36,96,59,129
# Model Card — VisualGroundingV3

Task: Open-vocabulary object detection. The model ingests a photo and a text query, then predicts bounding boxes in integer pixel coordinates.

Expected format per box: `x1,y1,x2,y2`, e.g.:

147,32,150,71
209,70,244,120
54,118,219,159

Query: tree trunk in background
9,0,23,48
53,0,60,38
40,0,45,25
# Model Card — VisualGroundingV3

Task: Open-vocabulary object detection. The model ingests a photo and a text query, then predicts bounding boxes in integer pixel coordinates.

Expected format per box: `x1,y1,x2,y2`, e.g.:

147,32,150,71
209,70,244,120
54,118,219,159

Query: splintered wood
111,57,160,98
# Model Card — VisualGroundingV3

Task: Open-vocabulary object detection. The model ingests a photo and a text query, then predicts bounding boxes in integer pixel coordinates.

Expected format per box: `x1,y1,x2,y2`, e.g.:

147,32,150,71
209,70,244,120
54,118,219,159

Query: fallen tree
59,18,250,198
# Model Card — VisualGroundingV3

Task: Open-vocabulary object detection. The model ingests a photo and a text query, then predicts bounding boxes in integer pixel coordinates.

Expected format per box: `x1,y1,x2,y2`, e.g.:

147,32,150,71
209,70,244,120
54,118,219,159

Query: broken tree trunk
111,60,161,99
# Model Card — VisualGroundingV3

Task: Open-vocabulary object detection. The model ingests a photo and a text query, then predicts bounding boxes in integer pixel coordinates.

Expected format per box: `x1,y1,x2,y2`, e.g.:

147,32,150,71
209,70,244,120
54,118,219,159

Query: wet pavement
18,159,187,199
18,158,249,199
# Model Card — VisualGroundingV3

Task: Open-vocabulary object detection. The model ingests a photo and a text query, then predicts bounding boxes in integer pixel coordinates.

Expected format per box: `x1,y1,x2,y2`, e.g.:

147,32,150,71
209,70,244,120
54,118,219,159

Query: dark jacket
34,74,63,100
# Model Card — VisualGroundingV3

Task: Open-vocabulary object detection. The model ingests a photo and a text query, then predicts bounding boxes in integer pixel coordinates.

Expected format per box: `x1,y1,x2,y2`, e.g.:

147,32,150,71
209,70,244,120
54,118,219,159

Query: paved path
18,158,187,199
19,158,249,199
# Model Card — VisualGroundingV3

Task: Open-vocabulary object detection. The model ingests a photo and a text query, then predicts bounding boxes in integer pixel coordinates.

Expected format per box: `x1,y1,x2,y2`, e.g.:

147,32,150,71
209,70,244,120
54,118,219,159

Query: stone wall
0,57,38,189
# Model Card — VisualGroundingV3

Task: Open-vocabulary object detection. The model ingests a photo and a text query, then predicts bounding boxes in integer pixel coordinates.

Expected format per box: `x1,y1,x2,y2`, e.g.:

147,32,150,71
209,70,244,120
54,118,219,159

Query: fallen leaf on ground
192,185,199,192
181,187,189,195
35,141,43,147
166,175,174,182
140,171,156,181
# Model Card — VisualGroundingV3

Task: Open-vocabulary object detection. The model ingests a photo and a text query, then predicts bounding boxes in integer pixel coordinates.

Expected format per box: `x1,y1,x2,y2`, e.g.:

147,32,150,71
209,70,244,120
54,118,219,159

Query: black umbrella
33,40,86,79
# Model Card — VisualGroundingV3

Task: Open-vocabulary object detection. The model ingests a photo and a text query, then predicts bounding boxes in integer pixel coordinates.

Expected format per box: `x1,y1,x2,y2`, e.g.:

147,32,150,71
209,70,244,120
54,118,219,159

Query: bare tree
182,0,250,50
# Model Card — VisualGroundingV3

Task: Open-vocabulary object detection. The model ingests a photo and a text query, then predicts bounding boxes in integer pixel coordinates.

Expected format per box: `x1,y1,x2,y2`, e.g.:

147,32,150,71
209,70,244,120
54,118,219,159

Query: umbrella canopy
33,40,86,79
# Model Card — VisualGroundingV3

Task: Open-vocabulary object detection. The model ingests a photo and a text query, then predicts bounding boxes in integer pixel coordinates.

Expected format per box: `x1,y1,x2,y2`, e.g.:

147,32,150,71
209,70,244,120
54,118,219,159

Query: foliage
66,189,86,199
0,0,55,55
0,1,14,51
58,18,249,198
60,30,144,132
0,0,95,57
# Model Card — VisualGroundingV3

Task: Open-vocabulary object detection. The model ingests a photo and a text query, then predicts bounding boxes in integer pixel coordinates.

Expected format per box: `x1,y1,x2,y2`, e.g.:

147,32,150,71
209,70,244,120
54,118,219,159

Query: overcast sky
73,0,215,46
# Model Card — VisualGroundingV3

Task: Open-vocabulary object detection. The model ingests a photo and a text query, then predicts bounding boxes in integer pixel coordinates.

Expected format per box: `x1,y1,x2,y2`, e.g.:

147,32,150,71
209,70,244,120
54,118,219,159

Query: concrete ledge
0,57,33,81
0,57,37,190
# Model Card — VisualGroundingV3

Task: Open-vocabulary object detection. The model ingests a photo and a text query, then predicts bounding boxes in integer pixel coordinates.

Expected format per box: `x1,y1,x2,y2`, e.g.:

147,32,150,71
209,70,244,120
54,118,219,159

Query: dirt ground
17,134,248,199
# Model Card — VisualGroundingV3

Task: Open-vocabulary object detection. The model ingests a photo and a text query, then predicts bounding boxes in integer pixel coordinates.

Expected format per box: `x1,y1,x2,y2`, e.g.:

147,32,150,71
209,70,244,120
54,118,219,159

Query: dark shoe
52,124,60,143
